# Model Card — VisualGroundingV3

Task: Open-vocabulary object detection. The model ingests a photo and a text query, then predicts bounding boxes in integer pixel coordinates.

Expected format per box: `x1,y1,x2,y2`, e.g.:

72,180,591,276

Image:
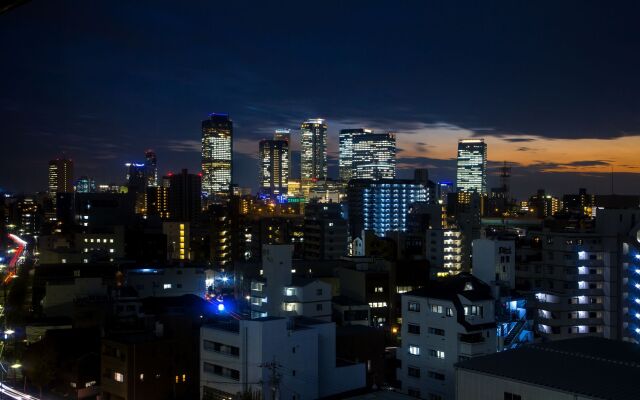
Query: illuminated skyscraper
48,158,74,196
338,128,370,182
274,128,291,181
259,139,289,197
202,113,233,197
144,149,158,187
352,132,396,180
300,119,327,182
456,139,487,194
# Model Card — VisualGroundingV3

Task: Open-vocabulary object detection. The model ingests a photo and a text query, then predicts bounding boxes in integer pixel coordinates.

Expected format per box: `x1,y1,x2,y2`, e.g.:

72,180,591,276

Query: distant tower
202,113,233,197
48,158,74,196
259,139,289,197
352,131,396,180
145,150,158,187
339,128,370,182
499,161,511,196
274,129,292,181
300,119,327,182
456,139,487,194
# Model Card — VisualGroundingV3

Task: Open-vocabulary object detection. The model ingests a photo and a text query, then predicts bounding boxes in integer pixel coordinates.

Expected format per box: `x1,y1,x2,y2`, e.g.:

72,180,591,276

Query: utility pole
259,357,280,400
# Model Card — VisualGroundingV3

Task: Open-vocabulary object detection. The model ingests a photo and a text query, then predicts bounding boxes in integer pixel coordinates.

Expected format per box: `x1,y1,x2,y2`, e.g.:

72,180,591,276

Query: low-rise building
398,274,495,400
455,337,640,400
200,316,366,400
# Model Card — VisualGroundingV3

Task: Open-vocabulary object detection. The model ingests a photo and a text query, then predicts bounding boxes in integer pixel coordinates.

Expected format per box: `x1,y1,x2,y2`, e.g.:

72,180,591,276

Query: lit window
430,304,443,313
114,372,124,382
163,284,172,289
409,345,420,356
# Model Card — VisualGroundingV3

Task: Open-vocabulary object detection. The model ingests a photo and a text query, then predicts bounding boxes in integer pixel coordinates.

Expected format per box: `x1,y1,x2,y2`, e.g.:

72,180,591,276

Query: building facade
456,139,487,194
398,274,495,400
338,128,370,182
300,119,327,182
202,113,233,197
258,139,289,197
352,132,396,180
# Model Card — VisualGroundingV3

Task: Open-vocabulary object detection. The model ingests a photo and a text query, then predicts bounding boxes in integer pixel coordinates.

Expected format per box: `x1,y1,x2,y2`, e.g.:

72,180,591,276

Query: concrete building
472,238,515,287
303,202,348,260
398,274,495,400
250,245,332,320
200,316,366,400
455,337,640,400
425,228,463,274
518,209,640,342
163,221,189,261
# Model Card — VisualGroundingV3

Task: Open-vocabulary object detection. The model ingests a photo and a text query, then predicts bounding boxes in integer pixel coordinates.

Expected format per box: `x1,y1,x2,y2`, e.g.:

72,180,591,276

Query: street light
9,364,20,369
4,330,14,336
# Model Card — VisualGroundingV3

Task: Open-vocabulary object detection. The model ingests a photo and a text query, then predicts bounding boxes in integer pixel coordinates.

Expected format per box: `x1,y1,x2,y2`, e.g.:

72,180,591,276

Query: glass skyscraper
338,128,370,182
259,139,289,197
300,119,327,182
202,113,233,197
456,139,487,194
352,132,396,180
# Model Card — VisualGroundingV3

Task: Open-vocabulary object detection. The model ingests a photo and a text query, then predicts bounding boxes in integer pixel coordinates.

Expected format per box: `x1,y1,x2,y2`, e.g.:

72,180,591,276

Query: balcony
459,338,488,357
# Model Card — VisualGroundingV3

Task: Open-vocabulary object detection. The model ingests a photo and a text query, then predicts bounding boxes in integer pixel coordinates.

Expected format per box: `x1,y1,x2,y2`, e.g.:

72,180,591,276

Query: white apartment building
398,274,495,400
250,245,332,320
200,316,366,400
426,228,463,274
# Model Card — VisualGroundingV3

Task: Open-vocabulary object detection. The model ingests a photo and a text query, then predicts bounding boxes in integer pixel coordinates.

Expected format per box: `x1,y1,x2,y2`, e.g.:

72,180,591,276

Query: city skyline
4,2,640,197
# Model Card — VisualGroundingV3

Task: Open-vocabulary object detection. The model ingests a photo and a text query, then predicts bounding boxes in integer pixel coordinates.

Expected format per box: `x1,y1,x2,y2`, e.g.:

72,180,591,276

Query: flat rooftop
456,337,640,400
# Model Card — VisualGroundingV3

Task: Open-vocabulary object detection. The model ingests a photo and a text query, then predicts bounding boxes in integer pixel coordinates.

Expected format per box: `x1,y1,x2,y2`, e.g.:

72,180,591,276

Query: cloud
165,139,200,152
501,137,535,143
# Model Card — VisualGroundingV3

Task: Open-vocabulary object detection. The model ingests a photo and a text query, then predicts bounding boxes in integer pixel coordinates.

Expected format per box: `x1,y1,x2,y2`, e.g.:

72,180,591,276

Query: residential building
125,265,207,298
200,316,366,400
168,169,201,222
303,202,348,260
398,274,495,400
456,139,487,194
425,228,463,274
163,221,189,261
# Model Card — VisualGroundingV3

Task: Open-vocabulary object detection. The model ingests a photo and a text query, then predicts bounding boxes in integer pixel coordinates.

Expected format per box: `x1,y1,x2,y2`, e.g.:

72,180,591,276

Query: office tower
47,158,74,220
304,202,348,260
456,139,487,194
347,179,428,239
258,139,289,197
48,158,74,196
202,113,233,197
352,132,396,180
274,128,292,173
168,169,202,222
339,128,370,182
75,176,96,193
300,118,327,182
125,162,146,192
398,274,495,400
144,149,158,187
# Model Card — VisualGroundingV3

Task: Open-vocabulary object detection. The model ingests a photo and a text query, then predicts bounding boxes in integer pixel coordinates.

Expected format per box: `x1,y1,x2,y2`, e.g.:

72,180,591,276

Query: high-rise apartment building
168,169,202,222
347,179,428,239
258,139,289,197
300,119,327,182
339,128,371,182
144,149,158,187
456,139,487,194
202,113,233,197
352,132,396,180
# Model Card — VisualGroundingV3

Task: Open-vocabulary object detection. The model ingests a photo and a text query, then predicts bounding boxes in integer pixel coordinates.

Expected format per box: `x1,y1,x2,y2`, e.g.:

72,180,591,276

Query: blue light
217,303,225,311
221,276,229,283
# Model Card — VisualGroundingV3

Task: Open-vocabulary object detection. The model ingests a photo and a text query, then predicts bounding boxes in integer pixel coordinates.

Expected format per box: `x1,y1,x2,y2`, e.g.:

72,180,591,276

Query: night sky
2,1,640,198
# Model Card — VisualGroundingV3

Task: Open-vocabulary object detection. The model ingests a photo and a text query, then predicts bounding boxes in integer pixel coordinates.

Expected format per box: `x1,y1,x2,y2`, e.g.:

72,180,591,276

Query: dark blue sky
2,1,640,197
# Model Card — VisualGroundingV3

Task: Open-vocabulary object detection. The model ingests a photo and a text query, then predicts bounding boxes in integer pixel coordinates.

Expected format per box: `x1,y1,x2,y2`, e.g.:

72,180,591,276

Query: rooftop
405,273,493,302
456,337,640,400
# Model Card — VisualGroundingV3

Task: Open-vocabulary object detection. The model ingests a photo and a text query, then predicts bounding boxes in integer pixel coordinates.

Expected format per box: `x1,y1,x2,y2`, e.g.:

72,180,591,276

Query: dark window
504,393,522,400
316,288,323,296
408,324,421,334
408,388,420,398
428,327,445,336
408,302,420,312
407,366,420,378
316,303,323,311
428,371,445,381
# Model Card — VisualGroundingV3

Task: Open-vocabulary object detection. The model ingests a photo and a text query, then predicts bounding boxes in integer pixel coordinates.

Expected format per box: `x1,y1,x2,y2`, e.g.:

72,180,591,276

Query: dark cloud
2,1,640,194
501,137,535,143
